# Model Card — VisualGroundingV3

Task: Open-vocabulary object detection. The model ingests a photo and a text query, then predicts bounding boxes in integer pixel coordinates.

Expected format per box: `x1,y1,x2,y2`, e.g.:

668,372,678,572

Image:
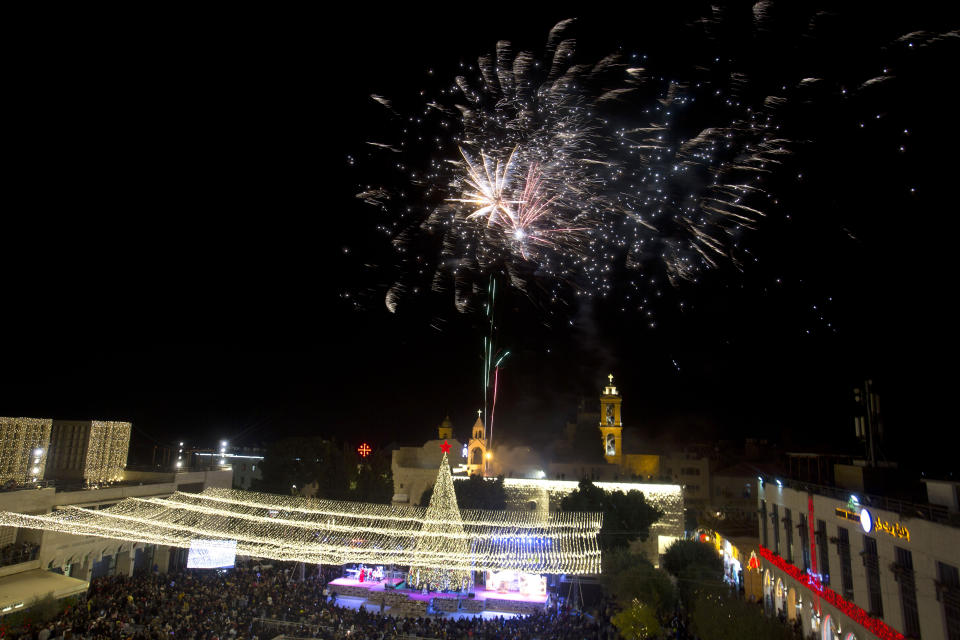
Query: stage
328,577,548,616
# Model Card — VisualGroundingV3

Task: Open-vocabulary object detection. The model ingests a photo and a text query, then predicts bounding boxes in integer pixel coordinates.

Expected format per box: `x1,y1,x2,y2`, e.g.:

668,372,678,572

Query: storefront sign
835,506,910,541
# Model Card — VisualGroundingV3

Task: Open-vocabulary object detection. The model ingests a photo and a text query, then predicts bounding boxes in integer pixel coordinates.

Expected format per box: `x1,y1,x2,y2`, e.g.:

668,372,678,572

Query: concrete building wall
662,452,711,508
923,479,960,513
45,421,92,483
711,473,757,522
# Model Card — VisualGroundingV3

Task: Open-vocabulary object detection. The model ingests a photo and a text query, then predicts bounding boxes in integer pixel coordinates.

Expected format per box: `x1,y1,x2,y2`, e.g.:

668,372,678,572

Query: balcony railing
761,474,959,528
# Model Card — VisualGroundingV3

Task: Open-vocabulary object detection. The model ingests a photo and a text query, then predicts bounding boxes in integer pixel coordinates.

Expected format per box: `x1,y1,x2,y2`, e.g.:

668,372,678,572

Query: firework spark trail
363,18,795,315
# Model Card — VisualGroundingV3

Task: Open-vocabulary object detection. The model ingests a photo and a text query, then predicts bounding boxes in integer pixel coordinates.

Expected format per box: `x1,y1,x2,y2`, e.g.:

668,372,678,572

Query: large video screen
186,539,237,569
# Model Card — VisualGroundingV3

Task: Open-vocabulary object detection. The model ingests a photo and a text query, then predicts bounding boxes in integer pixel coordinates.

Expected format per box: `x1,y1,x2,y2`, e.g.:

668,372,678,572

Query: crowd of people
1,563,615,640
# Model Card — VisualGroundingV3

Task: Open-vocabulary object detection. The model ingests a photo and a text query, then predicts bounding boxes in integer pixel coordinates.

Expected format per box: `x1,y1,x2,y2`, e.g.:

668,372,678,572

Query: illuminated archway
787,587,797,621
822,615,837,640
775,577,785,615
763,570,773,612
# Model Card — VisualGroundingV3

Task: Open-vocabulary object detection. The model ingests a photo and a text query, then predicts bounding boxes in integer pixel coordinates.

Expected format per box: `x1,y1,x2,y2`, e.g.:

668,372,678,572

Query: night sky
3,5,956,472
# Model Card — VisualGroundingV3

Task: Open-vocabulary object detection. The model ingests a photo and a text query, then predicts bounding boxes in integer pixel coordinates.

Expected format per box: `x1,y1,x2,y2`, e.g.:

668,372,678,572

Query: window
761,500,768,549
863,535,883,617
838,526,854,601
895,546,920,638
772,504,780,557
783,508,793,563
938,561,960,640
816,520,830,586
798,513,810,571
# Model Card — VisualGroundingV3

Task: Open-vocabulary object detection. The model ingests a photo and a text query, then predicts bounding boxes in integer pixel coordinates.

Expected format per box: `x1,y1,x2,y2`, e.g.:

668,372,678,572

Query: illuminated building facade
0,417,52,485
757,476,960,640
45,420,131,485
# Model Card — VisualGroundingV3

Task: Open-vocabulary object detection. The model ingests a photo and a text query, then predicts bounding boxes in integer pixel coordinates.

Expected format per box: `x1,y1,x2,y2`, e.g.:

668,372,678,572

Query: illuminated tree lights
0,482,602,575
408,451,470,591
759,545,904,640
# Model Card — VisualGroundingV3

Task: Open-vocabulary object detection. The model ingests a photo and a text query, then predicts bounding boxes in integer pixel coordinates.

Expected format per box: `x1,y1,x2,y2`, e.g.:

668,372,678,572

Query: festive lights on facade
0,417,52,483
83,421,131,484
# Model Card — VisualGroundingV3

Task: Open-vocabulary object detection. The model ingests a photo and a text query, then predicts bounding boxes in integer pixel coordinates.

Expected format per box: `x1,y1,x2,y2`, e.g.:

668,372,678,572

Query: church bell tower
467,412,487,476
438,415,453,440
599,374,623,465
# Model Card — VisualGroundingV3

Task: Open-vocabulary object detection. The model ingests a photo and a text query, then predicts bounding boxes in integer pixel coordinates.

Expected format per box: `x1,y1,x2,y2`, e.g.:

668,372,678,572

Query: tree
560,479,663,550
690,591,795,640
601,550,677,617
662,539,723,578
355,447,393,503
409,452,470,592
662,539,725,609
255,436,393,502
611,600,662,640
419,473,508,510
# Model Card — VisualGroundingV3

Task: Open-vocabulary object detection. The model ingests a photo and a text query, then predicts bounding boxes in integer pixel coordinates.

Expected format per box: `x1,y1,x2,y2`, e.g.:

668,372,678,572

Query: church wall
391,467,440,506
622,454,660,480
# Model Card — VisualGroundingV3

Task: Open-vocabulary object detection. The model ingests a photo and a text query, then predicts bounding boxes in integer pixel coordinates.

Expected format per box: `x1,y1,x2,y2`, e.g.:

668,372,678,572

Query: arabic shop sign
835,505,910,542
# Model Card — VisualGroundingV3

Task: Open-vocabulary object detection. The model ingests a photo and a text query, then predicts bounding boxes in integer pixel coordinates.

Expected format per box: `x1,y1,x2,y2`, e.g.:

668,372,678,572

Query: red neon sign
357,443,371,458
759,545,904,640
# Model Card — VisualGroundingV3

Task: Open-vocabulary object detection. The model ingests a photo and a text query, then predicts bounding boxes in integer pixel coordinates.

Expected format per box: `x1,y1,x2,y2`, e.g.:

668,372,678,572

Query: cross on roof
608,373,614,384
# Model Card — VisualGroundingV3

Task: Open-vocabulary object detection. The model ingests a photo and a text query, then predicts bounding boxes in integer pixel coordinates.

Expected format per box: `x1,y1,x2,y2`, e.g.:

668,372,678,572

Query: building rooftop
759,472,960,528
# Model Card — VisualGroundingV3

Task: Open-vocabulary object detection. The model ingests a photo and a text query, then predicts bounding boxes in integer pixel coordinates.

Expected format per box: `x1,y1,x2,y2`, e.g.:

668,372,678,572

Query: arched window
471,448,483,465
606,433,616,456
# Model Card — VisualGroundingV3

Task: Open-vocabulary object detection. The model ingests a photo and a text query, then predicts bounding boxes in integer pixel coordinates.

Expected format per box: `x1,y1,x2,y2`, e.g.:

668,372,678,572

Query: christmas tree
408,442,471,592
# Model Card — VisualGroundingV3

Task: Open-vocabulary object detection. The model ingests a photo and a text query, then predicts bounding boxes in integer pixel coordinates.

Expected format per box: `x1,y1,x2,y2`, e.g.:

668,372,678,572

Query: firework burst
360,18,793,317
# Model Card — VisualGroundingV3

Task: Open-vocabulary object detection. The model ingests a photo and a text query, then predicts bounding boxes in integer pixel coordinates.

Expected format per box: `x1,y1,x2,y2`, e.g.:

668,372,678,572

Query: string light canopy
0,463,602,575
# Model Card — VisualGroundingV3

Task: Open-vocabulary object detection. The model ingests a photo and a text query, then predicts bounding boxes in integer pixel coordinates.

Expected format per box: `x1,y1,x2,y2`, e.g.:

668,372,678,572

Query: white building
757,476,960,640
